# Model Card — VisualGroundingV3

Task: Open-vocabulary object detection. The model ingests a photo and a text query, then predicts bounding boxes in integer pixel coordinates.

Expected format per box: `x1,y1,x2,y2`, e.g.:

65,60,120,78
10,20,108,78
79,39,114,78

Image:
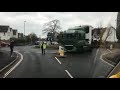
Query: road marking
65,70,73,78
107,49,112,53
100,52,114,67
3,51,23,78
0,52,18,72
24,52,30,53
94,49,99,63
55,57,62,64
107,59,120,78
36,52,41,53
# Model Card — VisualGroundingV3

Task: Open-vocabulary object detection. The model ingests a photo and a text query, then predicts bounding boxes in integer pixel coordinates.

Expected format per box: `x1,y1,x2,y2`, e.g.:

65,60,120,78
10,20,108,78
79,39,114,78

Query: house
18,33,23,38
92,27,118,42
12,29,18,38
102,26,118,42
0,25,19,41
92,28,106,41
92,28,101,41
0,25,12,40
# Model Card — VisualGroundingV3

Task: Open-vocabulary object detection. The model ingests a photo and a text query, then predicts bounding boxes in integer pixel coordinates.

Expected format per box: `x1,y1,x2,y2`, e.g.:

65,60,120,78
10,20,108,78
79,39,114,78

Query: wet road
1,46,113,78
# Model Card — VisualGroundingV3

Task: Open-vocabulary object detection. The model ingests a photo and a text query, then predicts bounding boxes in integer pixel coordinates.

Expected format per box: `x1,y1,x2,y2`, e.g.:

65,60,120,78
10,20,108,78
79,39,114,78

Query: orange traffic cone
56,47,66,58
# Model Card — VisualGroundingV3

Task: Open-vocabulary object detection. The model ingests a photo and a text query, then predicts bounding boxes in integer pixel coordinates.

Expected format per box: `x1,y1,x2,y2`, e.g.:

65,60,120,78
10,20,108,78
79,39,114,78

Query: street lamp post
24,21,26,37
24,21,26,45
0,36,1,48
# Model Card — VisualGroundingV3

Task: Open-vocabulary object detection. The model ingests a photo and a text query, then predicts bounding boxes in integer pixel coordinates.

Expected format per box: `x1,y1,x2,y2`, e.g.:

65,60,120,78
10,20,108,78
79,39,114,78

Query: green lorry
58,25,94,52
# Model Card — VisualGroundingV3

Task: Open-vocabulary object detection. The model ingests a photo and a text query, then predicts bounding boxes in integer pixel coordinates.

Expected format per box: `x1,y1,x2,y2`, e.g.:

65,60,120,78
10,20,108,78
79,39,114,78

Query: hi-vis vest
41,44,46,49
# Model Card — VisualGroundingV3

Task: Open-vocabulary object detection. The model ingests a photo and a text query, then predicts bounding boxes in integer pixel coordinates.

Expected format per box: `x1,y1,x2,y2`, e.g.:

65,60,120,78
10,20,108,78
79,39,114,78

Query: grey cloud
0,12,118,38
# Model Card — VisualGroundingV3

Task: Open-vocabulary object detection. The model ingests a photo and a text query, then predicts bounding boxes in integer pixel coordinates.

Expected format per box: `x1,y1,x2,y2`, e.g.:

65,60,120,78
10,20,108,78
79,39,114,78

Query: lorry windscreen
63,33,84,40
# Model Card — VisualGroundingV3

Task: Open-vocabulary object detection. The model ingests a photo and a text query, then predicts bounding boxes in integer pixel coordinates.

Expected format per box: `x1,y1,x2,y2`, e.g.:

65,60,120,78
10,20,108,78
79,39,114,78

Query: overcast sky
0,12,118,38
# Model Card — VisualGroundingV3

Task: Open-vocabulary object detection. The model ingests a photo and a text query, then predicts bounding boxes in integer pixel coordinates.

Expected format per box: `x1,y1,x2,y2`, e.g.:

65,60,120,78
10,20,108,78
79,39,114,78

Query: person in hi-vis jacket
41,42,46,55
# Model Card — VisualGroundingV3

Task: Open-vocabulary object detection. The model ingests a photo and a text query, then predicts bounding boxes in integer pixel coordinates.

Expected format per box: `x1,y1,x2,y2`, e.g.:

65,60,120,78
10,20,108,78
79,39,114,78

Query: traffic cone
60,49,64,56
56,47,66,58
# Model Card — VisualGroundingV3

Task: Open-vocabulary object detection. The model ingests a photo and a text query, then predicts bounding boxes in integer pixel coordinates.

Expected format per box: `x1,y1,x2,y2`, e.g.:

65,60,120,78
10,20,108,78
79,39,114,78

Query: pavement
0,46,117,78
0,50,17,70
101,48,120,78
90,48,115,78
107,57,120,77
103,48,120,65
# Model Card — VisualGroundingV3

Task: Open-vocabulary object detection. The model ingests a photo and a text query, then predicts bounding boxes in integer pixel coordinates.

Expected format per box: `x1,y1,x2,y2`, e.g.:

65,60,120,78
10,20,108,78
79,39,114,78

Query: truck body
58,25,94,52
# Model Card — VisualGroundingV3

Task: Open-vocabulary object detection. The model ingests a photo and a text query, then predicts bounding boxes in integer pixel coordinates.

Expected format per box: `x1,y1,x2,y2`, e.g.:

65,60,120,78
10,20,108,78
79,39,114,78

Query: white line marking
0,51,18,72
24,52,30,53
100,52,114,67
36,52,41,53
94,49,99,63
65,70,73,78
55,57,62,64
107,60,120,78
107,49,112,53
3,51,23,78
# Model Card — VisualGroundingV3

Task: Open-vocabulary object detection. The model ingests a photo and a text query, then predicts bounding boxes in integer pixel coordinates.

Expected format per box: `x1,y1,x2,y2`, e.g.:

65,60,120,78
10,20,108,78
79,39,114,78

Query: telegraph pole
24,21,26,45
0,36,1,48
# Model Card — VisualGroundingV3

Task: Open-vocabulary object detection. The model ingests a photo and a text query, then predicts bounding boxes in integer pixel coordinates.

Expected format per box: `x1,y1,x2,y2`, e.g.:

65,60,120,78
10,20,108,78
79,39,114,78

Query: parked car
52,42,58,45
34,41,40,45
1,41,9,47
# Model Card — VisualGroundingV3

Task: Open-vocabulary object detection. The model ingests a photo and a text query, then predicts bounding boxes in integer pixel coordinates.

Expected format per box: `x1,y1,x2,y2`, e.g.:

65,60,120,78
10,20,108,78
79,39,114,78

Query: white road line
65,70,73,78
0,51,18,72
3,51,23,78
94,49,99,63
100,52,114,67
55,57,62,64
107,49,112,53
24,52,30,53
36,52,41,53
107,60,120,78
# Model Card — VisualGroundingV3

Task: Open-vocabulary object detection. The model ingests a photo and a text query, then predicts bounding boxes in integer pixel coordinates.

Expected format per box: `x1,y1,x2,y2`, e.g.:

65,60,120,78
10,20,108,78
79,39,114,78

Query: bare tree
116,12,120,42
99,21,103,28
42,19,61,44
102,26,113,48
94,21,105,47
42,19,61,34
99,28,106,43
104,27,112,43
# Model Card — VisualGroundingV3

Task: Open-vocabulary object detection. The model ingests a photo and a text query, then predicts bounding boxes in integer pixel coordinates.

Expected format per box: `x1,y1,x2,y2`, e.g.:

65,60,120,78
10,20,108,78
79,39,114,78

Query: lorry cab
59,25,94,52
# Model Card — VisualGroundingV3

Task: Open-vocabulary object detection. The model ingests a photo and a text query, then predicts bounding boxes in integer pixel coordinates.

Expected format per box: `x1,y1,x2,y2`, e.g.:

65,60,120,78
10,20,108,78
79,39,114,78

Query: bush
47,44,59,49
10,37,28,46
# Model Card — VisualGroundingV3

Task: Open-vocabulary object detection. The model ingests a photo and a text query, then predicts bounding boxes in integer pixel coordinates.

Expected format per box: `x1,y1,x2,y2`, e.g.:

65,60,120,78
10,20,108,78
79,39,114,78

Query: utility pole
30,34,32,45
24,21,26,45
0,36,1,48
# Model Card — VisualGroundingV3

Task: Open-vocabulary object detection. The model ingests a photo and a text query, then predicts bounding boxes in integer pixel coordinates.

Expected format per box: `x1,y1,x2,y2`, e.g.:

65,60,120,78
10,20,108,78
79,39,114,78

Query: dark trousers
10,47,13,56
41,49,45,54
